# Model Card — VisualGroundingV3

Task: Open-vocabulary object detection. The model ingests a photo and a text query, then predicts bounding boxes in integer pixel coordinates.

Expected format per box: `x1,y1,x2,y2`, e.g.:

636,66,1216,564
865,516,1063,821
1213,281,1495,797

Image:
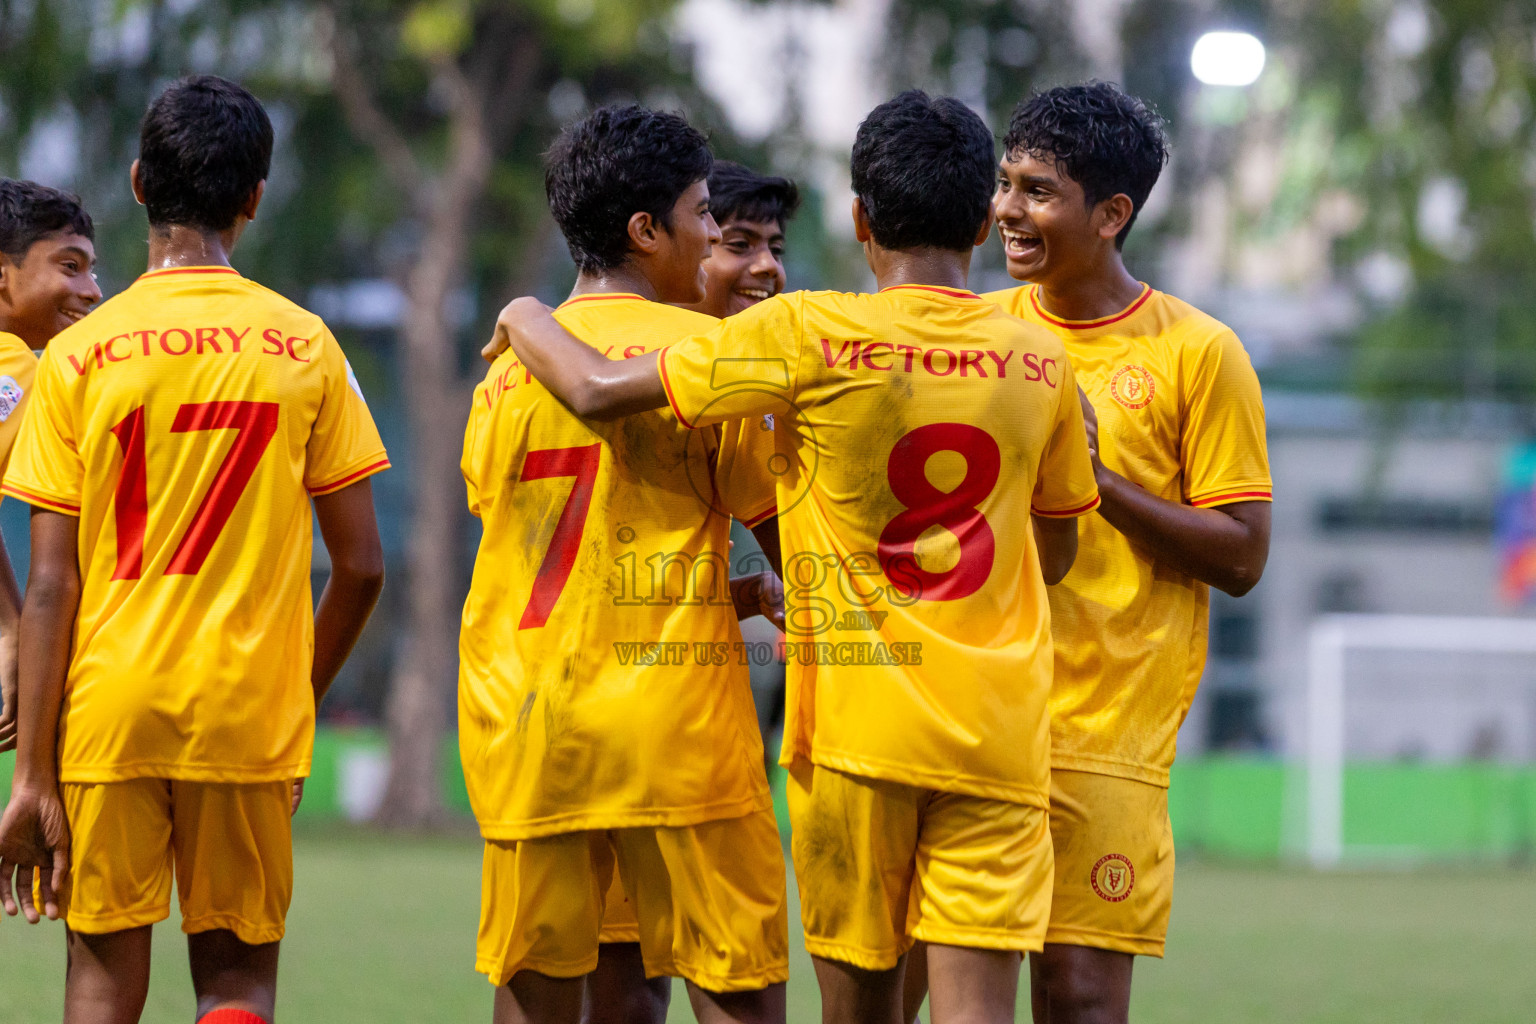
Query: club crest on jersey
0,376,23,421
1090,853,1135,902
1109,364,1155,410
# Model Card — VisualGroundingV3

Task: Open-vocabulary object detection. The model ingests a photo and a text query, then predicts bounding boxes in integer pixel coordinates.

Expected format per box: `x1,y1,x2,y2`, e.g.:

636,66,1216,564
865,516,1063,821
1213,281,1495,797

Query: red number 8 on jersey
877,422,1000,602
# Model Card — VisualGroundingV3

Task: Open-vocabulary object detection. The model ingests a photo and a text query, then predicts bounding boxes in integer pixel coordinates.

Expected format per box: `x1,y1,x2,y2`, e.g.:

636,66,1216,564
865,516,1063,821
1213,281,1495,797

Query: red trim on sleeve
1190,489,1272,508
1,483,80,515
656,347,698,430
1031,494,1102,518
1029,284,1152,330
309,458,392,496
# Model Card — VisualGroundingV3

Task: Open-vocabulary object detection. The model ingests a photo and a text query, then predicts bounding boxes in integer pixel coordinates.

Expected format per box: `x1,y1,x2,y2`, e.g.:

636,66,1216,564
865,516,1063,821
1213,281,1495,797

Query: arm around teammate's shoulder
490,297,666,420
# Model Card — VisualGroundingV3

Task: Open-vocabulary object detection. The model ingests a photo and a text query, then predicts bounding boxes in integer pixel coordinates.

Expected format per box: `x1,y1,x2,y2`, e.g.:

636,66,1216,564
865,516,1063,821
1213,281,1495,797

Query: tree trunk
323,9,531,828
375,237,470,827
375,86,492,827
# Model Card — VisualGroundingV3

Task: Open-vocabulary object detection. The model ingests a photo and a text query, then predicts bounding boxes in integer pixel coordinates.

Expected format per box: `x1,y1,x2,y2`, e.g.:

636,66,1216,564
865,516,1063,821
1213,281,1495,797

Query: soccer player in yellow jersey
461,105,788,1024
582,158,801,1024
982,83,1272,1024
490,90,1099,1024
0,76,388,1024
0,180,102,752
680,161,798,321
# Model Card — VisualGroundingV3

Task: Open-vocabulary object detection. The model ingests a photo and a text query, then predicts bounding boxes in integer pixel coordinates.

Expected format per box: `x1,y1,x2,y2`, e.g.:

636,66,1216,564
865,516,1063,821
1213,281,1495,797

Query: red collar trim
881,284,979,300
1029,283,1152,329
559,292,646,308
138,266,242,281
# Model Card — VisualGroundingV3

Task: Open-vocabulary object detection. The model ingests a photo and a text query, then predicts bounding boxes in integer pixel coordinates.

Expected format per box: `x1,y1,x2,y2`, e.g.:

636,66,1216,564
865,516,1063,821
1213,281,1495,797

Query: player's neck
144,223,242,273
570,267,659,303
869,245,972,293
1033,252,1144,322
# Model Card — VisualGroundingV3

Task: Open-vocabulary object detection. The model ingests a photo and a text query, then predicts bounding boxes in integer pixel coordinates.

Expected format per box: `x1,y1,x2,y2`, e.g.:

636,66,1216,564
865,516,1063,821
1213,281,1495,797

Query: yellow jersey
2,266,390,783
986,284,1272,785
459,293,774,840
658,285,1100,807
0,331,40,482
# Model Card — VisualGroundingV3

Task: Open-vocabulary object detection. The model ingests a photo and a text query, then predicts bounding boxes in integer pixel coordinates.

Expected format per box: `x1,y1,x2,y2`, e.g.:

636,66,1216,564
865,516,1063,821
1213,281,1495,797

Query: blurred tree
319,0,740,827
879,0,1536,414
0,0,736,826
880,0,1087,121
1274,0,1536,410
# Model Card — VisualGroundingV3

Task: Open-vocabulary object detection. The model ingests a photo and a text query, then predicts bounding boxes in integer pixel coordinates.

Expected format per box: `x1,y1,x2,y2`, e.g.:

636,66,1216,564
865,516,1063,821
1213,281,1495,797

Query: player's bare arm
491,296,667,420
730,570,785,631
1032,515,1078,586
749,519,783,578
728,520,785,630
300,479,384,814
0,539,22,752
1079,389,1270,596
0,508,79,923
311,478,386,706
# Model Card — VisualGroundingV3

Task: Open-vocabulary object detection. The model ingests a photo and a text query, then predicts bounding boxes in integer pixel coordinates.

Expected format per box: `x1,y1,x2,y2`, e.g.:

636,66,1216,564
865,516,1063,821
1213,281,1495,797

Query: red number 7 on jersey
517,443,601,630
110,401,280,580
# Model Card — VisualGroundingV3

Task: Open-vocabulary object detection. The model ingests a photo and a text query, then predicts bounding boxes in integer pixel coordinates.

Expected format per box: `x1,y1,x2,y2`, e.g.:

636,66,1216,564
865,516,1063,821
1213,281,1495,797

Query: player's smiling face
696,218,787,318
994,151,1099,288
0,232,101,347
653,178,721,305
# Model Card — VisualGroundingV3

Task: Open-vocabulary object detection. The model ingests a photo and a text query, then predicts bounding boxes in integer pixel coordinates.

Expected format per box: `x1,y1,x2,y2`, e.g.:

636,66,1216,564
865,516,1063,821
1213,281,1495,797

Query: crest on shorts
1090,853,1135,902
0,376,23,421
1108,365,1155,410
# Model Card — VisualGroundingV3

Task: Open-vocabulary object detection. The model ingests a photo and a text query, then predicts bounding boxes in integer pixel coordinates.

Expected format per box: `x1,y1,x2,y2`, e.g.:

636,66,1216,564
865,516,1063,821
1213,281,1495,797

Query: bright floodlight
1191,31,1266,87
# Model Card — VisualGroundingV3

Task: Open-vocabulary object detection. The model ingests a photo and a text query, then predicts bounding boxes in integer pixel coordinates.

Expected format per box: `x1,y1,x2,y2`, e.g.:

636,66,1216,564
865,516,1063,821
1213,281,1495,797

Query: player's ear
1096,193,1135,243
241,180,267,222
851,197,872,244
972,204,995,248
129,160,146,206
628,210,662,255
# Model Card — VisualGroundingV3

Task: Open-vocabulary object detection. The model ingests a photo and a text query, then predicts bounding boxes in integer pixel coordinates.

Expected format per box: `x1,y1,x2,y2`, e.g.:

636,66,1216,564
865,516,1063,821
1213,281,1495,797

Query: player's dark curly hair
1004,82,1169,249
850,90,995,252
546,105,713,274
0,179,94,261
707,161,800,230
138,75,273,233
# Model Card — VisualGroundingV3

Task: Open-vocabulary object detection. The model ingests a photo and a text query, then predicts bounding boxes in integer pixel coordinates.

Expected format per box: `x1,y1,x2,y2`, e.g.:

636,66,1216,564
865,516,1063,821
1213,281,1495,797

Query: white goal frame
1306,613,1536,868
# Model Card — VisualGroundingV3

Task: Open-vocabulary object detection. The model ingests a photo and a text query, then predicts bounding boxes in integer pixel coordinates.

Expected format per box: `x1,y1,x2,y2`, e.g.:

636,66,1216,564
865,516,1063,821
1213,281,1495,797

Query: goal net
1304,614,1536,867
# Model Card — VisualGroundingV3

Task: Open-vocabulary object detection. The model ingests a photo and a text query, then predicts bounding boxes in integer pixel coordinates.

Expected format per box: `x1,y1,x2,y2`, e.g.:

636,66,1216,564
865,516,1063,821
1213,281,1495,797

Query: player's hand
0,632,18,752
756,572,786,631
0,786,70,923
483,296,554,364
731,572,785,630
1077,386,1100,462
291,778,305,817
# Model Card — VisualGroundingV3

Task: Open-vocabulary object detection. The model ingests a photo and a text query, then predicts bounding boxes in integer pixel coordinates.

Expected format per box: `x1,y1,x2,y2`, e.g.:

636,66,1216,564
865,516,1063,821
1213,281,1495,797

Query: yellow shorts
786,761,1053,971
1045,769,1174,957
477,807,788,992
57,779,293,945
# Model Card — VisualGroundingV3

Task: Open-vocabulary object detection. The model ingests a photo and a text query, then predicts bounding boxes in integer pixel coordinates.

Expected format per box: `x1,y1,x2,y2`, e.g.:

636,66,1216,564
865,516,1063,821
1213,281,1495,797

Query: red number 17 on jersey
110,401,279,580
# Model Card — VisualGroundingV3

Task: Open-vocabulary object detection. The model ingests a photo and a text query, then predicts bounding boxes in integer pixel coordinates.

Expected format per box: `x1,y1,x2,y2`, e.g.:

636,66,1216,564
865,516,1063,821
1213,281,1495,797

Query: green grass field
1,826,1532,1023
